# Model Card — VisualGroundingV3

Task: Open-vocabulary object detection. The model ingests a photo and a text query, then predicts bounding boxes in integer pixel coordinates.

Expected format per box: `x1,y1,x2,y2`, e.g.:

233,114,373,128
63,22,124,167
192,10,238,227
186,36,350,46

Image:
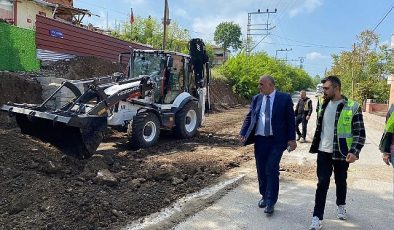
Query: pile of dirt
0,108,253,230
208,79,249,110
40,56,124,80
0,72,42,128
0,72,42,105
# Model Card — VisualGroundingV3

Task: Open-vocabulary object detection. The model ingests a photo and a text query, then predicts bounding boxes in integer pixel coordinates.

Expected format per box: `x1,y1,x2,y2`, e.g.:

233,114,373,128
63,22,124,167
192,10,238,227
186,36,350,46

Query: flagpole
130,8,134,41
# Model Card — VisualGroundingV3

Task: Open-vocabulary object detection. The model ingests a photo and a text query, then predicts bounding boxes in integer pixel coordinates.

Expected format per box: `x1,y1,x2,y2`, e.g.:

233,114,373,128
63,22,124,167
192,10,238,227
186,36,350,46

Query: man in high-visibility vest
294,90,313,143
379,104,394,167
308,76,366,230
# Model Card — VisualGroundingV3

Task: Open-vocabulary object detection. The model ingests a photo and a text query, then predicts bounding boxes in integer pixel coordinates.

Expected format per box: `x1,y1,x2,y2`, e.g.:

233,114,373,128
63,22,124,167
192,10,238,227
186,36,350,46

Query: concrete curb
122,173,247,230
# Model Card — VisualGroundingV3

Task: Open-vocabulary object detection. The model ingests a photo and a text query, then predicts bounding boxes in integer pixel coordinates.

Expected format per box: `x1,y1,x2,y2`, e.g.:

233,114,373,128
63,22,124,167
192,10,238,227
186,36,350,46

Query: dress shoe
264,205,275,215
258,198,267,208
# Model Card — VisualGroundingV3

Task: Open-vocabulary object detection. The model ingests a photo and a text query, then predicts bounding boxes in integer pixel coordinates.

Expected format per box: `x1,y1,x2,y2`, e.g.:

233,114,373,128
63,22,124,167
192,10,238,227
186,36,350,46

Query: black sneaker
264,205,275,215
258,198,267,208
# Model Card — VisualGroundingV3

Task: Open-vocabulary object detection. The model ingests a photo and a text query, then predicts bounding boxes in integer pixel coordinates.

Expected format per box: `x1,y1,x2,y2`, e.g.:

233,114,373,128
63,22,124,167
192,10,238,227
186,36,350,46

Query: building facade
212,45,230,66
0,0,88,30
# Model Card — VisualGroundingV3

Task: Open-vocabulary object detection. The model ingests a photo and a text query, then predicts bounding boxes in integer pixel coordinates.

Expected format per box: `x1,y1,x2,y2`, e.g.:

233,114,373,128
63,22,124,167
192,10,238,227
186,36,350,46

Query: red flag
130,8,135,24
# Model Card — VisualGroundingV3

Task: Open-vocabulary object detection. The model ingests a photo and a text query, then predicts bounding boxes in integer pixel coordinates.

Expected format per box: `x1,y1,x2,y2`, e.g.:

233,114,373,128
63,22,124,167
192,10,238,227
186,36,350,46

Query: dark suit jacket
240,91,296,151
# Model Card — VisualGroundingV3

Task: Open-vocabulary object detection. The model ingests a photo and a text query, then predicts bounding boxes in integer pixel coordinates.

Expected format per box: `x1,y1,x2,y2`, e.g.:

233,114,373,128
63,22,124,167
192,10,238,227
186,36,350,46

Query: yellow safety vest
304,99,311,111
379,111,394,153
337,100,359,154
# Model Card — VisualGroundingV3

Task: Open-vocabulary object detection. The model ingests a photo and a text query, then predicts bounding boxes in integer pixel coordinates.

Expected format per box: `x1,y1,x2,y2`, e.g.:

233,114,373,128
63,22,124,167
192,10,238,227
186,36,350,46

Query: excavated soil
40,56,125,80
0,72,42,129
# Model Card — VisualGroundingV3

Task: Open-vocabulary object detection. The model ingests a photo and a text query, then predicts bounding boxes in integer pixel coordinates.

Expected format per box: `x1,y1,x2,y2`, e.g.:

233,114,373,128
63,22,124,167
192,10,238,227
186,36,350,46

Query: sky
73,0,394,78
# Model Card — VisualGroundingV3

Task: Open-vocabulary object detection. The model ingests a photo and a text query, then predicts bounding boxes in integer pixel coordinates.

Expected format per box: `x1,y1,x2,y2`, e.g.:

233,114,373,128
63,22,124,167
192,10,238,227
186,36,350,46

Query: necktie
264,95,271,136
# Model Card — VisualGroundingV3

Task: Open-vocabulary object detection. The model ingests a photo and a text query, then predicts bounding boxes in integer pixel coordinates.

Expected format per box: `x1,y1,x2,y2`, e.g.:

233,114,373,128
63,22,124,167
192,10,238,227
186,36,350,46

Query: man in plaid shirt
308,76,366,230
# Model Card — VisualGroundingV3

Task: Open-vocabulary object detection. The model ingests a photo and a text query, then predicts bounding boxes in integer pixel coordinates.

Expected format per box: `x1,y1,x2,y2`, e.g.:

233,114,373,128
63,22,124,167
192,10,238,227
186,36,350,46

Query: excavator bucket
1,81,108,159
3,104,107,159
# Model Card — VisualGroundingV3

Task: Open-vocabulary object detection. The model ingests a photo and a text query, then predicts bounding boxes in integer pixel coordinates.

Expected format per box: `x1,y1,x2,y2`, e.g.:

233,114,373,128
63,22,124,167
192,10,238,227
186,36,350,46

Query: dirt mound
40,56,124,80
0,72,42,128
209,79,248,110
0,72,42,105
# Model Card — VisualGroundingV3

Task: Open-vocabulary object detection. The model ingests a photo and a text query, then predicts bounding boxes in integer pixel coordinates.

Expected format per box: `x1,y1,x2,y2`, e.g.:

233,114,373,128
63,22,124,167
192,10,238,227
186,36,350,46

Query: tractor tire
174,101,201,138
128,112,160,149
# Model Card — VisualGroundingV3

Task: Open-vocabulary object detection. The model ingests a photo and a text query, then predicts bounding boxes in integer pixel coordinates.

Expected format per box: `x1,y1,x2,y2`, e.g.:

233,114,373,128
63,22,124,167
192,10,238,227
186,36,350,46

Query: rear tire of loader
128,112,160,149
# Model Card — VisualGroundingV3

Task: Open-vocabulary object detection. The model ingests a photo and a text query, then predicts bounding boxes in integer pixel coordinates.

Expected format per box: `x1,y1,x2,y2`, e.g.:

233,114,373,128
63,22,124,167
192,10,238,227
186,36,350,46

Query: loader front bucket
3,104,106,159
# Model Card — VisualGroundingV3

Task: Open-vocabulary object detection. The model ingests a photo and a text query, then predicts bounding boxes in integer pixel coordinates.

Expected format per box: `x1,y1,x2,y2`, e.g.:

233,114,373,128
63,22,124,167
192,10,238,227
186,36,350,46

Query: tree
312,75,322,86
214,22,242,59
110,16,192,53
218,52,313,99
327,30,392,103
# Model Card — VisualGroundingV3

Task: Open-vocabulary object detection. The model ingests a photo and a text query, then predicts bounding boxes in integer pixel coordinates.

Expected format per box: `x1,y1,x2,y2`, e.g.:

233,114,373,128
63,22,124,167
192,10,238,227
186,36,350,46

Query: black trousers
313,151,349,220
295,115,308,139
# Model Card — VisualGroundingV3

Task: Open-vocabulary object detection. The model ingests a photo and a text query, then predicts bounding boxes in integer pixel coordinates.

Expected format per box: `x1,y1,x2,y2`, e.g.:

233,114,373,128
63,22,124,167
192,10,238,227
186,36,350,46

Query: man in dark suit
239,75,297,215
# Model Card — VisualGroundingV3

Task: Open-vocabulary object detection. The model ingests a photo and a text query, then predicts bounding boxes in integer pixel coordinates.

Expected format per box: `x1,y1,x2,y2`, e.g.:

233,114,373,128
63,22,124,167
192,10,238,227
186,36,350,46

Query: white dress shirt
256,90,276,136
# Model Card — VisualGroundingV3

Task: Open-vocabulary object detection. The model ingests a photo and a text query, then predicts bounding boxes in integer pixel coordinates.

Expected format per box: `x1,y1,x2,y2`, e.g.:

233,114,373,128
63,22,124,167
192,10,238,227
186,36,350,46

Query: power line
259,40,348,49
372,3,394,32
270,34,347,49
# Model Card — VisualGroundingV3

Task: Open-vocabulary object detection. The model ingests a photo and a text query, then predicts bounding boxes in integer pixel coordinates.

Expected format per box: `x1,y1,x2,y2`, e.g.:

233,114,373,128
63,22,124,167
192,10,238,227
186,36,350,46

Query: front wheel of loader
128,112,160,149
174,101,201,138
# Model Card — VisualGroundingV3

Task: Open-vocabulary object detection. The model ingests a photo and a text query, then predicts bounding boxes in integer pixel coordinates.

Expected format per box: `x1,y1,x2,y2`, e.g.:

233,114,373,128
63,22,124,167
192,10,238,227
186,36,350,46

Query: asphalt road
173,92,394,230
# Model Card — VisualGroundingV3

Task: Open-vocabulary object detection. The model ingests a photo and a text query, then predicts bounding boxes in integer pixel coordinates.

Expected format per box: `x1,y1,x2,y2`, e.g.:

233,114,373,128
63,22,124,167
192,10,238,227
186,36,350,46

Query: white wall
16,0,52,30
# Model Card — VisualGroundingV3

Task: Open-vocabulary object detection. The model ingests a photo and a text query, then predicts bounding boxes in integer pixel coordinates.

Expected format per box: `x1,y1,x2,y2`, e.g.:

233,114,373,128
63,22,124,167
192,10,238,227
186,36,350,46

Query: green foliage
110,16,219,64
218,52,313,99
312,75,322,86
110,16,191,53
214,22,242,56
0,23,39,71
211,67,227,81
327,30,392,104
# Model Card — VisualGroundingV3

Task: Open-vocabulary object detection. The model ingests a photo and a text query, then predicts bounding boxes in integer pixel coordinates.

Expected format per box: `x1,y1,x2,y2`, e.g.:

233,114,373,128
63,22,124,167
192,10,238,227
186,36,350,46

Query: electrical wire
258,40,347,49
270,34,348,49
372,3,394,32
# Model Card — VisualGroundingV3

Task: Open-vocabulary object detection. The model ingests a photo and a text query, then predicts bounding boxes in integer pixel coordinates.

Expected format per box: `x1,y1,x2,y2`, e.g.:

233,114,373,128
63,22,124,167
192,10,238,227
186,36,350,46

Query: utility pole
352,43,355,99
162,0,170,50
298,57,305,69
106,11,108,30
246,8,277,55
275,48,292,62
